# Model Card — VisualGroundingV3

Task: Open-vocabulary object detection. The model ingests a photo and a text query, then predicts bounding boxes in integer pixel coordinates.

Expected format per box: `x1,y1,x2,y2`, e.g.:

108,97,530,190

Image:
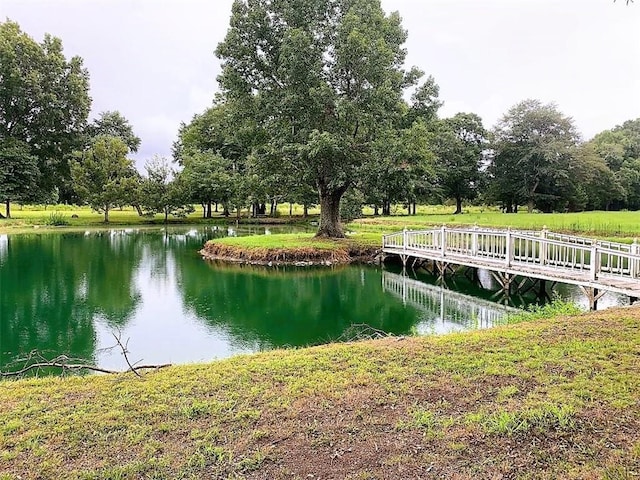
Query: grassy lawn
350,209,640,238
1,306,639,479
2,204,639,239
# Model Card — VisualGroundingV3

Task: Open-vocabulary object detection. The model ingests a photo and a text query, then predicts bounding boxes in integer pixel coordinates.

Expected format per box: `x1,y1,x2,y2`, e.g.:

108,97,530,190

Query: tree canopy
215,0,432,237
487,100,580,213
86,111,141,154
0,20,91,206
70,136,138,222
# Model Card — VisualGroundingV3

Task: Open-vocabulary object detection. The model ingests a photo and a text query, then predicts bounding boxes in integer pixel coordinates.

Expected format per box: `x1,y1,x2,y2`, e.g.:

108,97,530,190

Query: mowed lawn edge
1,306,639,479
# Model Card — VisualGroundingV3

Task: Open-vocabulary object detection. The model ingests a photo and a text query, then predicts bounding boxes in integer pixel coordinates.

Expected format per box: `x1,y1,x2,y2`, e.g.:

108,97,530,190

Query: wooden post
403,227,407,254
505,228,513,267
590,245,599,281
591,288,599,311
540,225,548,266
631,238,639,278
441,225,447,257
471,224,478,256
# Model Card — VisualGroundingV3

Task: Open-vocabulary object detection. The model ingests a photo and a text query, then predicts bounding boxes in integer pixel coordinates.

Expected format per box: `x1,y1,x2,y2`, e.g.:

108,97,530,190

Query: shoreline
199,240,381,267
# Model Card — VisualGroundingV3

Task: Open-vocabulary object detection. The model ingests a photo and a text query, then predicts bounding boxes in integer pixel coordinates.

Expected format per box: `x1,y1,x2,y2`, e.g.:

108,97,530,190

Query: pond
0,226,630,373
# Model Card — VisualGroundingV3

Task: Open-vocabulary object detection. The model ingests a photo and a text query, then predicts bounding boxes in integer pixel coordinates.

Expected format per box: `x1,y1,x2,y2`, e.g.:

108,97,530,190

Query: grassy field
1,306,639,479
350,209,640,238
1,204,639,238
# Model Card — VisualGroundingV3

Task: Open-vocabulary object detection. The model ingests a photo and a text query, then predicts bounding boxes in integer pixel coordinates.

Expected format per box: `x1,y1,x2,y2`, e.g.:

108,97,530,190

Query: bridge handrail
382,226,640,281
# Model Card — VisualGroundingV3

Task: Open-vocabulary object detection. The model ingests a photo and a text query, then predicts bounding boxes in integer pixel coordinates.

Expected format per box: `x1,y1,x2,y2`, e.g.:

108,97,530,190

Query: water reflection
1,227,630,374
382,271,517,334
178,262,418,351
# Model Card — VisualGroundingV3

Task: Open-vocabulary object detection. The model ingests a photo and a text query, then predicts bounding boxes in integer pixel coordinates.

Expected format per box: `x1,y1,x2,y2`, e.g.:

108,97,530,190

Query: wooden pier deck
382,227,640,308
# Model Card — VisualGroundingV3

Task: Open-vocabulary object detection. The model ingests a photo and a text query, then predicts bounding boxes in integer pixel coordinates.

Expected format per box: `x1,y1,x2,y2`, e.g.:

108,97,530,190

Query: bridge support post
436,261,449,279
580,286,605,311
537,279,550,303
491,271,514,296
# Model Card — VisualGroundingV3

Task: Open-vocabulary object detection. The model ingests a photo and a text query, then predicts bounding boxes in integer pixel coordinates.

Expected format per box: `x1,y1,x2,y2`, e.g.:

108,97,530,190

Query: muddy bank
199,241,380,266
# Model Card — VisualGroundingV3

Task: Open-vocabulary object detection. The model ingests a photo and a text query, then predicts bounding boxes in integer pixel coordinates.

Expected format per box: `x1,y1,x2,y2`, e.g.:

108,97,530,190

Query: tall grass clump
501,299,583,325
43,211,69,226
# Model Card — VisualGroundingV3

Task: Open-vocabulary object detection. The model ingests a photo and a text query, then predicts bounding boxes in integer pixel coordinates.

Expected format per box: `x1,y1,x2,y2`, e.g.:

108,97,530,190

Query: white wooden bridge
382,226,640,309
382,270,517,331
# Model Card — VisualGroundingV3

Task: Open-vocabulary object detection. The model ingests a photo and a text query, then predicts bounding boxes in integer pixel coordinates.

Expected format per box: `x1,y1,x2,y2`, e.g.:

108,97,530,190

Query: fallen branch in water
1,331,171,379
337,323,392,342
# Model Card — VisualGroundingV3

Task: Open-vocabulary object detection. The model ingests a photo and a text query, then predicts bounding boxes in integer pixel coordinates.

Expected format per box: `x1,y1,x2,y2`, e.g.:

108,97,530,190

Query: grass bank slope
1,308,639,479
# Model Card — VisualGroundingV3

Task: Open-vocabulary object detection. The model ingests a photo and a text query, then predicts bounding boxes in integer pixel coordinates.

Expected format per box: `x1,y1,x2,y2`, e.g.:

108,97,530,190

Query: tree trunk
527,200,535,213
316,188,346,238
5,200,10,219
215,202,218,213
412,202,417,215
134,204,143,216
289,202,293,217
104,207,109,223
202,204,206,218
303,204,309,218
374,205,379,216
454,197,462,215
164,208,169,224
207,201,212,218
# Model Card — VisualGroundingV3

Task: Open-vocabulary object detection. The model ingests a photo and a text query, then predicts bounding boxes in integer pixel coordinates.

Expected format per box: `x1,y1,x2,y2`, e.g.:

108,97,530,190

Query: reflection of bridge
383,227,640,309
382,271,516,332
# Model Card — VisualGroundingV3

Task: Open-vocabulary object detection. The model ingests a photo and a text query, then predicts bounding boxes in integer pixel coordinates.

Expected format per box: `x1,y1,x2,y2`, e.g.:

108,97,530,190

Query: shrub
44,211,69,226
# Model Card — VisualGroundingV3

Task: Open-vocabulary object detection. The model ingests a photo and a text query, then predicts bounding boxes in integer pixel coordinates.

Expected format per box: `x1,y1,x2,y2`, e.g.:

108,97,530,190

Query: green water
0,227,627,373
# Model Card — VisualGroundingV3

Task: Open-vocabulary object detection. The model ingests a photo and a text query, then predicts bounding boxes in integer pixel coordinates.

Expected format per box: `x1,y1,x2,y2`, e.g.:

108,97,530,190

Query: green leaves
488,99,580,213
0,138,39,216
0,20,91,203
215,0,431,236
70,136,137,222
87,111,141,154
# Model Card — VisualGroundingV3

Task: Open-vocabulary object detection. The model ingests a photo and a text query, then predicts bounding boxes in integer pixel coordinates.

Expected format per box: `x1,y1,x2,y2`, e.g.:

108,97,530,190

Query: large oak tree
215,0,427,237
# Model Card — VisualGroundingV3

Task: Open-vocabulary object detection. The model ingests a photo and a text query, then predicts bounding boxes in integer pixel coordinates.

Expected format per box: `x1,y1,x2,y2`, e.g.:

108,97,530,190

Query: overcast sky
2,0,639,165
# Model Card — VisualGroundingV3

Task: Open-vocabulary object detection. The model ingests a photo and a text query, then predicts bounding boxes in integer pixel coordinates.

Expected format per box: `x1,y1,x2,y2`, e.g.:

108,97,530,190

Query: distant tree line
2,8,639,234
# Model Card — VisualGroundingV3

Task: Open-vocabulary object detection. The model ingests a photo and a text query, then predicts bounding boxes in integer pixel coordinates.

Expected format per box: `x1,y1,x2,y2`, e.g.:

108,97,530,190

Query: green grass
211,232,337,249
1,307,639,478
3,204,640,240
0,204,320,234
350,208,640,238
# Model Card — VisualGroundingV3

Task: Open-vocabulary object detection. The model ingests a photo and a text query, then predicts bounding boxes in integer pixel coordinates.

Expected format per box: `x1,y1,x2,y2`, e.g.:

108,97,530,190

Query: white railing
382,226,640,282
